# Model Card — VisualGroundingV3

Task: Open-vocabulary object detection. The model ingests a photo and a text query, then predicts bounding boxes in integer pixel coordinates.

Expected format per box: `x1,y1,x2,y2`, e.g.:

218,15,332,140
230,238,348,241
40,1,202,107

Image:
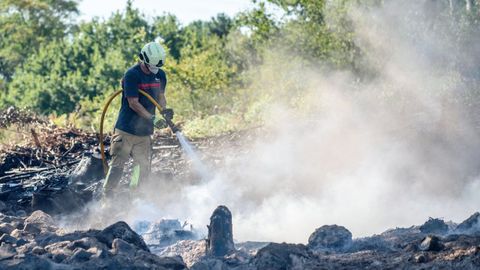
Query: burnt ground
0,109,255,216
0,109,479,269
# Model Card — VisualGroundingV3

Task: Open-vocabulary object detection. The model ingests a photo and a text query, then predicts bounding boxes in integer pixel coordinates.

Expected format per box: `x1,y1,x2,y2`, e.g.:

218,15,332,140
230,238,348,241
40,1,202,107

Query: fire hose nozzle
165,118,179,133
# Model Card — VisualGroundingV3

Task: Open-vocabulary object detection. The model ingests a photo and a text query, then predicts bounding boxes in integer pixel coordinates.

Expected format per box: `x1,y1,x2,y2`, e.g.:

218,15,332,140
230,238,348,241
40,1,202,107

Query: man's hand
154,118,167,129
161,108,174,120
150,115,167,129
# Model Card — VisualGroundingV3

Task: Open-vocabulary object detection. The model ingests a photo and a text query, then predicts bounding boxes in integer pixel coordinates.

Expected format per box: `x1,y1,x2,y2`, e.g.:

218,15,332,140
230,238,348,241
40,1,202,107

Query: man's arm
127,97,153,119
158,93,167,110
123,70,153,119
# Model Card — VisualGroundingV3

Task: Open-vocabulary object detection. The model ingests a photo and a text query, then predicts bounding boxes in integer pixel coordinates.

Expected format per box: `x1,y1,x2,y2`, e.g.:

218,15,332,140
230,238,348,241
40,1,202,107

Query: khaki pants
103,129,152,195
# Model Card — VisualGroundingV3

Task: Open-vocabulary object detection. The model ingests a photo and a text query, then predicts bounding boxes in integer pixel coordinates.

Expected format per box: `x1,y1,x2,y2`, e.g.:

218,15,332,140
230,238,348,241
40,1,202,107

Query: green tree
5,1,149,114
207,13,233,38
152,14,183,60
265,0,358,67
168,36,238,117
0,0,78,82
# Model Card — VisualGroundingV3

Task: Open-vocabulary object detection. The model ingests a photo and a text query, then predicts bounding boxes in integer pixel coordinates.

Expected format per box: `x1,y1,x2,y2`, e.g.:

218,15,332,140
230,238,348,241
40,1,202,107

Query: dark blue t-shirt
115,63,167,136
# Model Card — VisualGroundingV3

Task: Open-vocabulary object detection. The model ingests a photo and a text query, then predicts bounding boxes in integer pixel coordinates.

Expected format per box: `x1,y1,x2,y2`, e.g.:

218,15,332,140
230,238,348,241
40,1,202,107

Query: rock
45,241,73,264
414,253,428,263
0,214,9,222
14,253,25,260
419,218,449,235
0,223,14,234
68,247,92,262
112,238,136,255
12,221,24,230
45,240,72,254
187,250,251,270
96,221,149,251
224,250,251,266
10,228,31,240
0,253,52,269
10,229,26,239
161,256,188,270
16,210,27,217
419,235,444,251
0,243,16,260
134,251,187,270
456,212,480,234
0,233,17,245
206,205,235,257
67,236,106,251
254,243,311,270
308,225,352,251
33,231,66,248
348,235,393,252
0,201,6,212
16,238,28,246
25,210,55,227
190,258,225,270
467,246,480,255
32,246,46,255
15,241,35,255
192,257,233,270
52,252,68,263
87,246,108,259
23,222,41,234
1,215,24,224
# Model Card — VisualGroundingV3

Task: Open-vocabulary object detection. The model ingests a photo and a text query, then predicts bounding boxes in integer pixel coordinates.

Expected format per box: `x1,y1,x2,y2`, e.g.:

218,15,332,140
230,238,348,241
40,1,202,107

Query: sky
77,0,255,24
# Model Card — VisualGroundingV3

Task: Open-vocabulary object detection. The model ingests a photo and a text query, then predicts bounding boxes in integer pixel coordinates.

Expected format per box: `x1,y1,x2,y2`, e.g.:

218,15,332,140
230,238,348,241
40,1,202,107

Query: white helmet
139,42,166,74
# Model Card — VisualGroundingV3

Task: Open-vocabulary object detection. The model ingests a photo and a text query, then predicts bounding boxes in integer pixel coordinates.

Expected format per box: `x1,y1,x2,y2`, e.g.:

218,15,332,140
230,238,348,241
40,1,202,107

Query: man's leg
103,130,131,198
130,135,152,190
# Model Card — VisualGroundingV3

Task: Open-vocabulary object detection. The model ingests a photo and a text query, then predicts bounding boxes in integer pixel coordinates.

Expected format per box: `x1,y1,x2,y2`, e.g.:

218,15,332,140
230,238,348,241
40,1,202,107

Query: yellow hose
99,89,165,174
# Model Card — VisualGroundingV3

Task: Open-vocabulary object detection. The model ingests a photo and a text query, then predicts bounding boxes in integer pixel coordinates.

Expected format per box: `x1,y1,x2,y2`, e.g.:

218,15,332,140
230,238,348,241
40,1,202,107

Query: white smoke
72,1,480,244
149,0,480,243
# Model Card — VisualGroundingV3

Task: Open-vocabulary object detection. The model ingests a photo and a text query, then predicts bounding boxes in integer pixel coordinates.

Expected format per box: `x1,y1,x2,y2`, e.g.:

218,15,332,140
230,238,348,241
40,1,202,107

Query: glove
150,115,167,129
161,108,174,120
154,118,167,129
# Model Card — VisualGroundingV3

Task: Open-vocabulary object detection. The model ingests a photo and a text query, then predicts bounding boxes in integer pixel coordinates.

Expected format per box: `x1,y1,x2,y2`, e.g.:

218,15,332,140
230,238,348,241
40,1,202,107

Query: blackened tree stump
206,205,235,257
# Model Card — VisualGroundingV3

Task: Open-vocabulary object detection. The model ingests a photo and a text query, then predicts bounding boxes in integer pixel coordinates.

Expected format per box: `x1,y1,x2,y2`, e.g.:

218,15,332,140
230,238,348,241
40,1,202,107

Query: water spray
175,131,210,181
160,109,210,180
99,89,210,180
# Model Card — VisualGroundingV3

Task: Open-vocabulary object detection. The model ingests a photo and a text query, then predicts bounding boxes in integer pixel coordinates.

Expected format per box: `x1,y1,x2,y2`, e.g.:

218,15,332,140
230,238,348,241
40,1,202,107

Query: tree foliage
0,0,479,133
0,0,78,82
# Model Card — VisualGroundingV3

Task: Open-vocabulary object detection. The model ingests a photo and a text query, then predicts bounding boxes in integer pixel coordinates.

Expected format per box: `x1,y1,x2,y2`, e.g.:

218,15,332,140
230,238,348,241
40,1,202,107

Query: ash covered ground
0,108,479,269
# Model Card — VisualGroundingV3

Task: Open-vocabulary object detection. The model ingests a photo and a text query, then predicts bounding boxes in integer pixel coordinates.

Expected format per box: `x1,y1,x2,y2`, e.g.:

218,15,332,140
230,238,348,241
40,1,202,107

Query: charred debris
0,107,479,269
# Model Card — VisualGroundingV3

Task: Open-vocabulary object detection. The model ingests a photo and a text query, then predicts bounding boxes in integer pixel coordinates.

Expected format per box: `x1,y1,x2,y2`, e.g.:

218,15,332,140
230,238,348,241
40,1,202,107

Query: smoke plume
72,1,480,244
